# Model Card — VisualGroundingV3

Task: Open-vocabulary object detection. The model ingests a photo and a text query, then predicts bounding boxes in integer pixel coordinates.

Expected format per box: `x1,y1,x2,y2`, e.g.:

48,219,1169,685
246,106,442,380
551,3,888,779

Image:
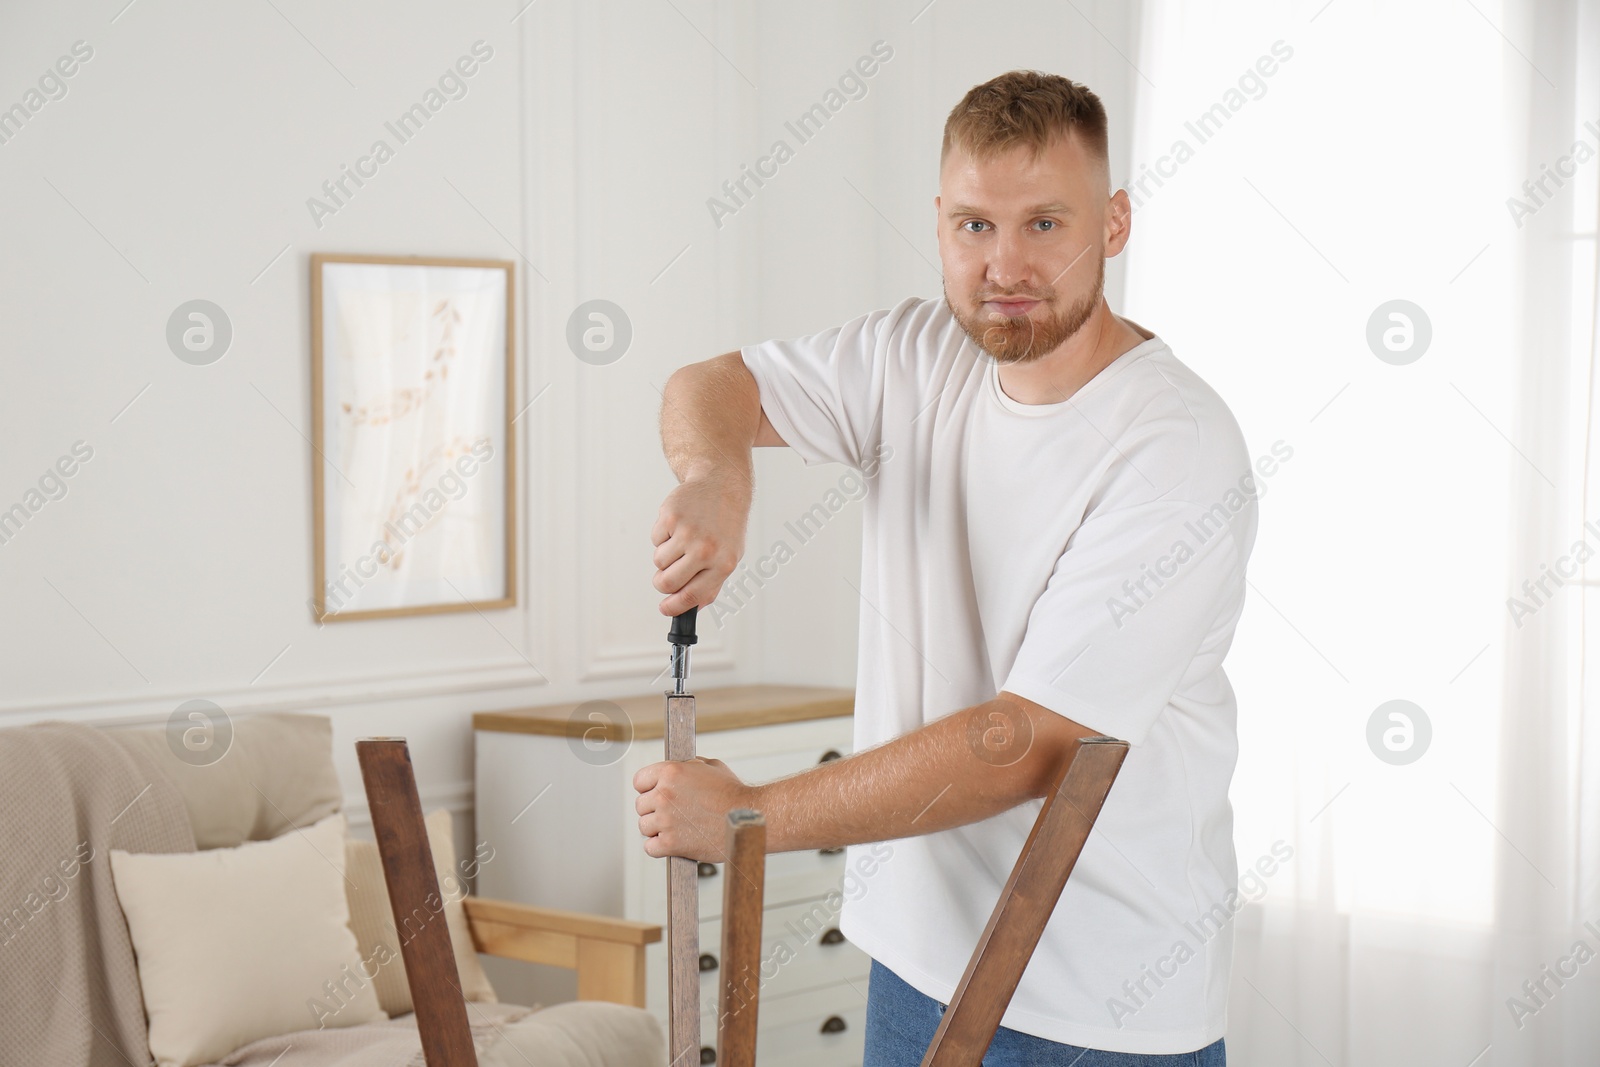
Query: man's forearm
652,353,765,617
661,353,759,485
750,696,1081,853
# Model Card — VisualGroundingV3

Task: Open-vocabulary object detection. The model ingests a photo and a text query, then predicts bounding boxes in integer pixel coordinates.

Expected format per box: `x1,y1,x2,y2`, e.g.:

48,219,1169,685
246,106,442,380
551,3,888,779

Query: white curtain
1121,1,1600,1063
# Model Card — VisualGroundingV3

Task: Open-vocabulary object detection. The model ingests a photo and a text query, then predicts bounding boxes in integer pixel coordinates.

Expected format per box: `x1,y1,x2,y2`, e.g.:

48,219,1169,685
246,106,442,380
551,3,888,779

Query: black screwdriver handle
669,606,698,646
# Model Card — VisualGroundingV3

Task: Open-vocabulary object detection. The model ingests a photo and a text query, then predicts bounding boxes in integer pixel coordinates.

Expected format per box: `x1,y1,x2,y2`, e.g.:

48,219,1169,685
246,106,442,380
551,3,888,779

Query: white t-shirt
739,295,1259,1055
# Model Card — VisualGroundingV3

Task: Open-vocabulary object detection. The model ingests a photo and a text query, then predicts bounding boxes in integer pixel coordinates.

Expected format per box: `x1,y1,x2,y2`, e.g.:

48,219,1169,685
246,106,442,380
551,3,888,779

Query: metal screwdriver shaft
670,608,697,696
665,606,700,1067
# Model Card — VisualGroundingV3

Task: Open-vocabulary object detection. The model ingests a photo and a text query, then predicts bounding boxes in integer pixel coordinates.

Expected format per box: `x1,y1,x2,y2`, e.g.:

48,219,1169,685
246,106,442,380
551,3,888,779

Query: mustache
974,288,1054,303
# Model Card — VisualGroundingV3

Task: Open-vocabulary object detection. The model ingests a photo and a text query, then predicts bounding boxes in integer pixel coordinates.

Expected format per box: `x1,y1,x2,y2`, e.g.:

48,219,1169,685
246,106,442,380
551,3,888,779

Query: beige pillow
105,713,342,848
344,808,497,1015
109,813,386,1067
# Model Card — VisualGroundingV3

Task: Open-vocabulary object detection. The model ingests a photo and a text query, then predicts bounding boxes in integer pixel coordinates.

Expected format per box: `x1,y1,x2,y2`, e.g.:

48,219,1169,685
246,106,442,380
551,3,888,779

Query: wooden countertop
472,684,854,739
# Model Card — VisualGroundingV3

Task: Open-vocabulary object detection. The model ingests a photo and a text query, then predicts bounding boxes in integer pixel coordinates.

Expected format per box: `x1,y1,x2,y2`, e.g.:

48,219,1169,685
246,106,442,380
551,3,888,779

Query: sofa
0,712,666,1067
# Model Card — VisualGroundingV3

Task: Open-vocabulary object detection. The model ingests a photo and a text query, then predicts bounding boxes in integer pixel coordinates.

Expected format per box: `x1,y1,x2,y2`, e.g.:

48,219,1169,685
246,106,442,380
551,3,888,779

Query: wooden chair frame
358,730,1127,1067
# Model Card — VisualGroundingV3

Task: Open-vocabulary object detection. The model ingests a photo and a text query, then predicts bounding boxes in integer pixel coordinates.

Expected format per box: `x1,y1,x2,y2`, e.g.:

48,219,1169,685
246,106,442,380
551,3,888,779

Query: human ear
1104,188,1133,256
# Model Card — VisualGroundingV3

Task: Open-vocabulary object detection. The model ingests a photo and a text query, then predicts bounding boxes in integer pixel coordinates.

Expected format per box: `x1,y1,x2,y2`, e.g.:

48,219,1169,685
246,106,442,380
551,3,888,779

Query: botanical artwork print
320,263,506,615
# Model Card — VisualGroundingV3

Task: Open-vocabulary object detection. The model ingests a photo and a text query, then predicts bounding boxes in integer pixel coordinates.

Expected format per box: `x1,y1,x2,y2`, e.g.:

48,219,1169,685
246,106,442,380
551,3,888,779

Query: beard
945,253,1105,365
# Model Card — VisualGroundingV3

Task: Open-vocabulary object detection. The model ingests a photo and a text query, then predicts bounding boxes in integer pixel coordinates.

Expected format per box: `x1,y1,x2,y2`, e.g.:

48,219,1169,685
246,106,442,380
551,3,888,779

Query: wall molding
0,660,550,726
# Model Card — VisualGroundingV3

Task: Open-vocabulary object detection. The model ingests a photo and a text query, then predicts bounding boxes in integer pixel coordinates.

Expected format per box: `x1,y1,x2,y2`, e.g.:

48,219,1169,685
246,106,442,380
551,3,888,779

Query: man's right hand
650,470,753,617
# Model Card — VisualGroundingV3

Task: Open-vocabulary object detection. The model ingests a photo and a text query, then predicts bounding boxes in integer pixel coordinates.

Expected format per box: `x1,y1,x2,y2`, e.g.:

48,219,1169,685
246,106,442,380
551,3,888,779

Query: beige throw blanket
0,721,197,1067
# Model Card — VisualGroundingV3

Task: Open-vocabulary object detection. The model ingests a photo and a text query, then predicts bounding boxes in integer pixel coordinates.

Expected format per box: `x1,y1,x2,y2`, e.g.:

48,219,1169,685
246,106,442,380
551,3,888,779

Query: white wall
0,0,1139,846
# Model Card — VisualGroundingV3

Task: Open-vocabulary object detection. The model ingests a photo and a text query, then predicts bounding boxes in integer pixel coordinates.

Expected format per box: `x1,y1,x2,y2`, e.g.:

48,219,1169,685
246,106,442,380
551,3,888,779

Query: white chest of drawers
474,685,872,1066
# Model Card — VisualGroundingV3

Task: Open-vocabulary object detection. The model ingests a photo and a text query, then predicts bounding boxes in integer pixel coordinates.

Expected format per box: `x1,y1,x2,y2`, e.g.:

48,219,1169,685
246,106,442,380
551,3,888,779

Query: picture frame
309,253,516,622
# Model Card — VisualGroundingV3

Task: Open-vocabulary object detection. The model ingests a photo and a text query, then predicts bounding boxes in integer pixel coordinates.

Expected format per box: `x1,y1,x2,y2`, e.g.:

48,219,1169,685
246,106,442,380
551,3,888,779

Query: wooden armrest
465,897,662,945
464,896,661,1008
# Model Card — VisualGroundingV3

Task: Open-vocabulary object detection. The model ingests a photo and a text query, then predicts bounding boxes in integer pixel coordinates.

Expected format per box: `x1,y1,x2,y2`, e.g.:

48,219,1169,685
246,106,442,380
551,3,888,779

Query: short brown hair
942,70,1109,181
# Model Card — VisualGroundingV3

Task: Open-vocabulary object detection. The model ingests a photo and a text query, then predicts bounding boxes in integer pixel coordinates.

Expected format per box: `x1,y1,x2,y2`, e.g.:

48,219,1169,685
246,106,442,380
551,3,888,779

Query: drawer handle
818,846,843,855
819,749,843,764
820,927,845,945
697,861,718,878
699,952,718,973
820,1014,847,1034
700,1046,716,1064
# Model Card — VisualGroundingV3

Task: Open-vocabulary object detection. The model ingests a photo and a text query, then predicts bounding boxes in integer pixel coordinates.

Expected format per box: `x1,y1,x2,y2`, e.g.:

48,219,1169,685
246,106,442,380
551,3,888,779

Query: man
635,70,1255,1065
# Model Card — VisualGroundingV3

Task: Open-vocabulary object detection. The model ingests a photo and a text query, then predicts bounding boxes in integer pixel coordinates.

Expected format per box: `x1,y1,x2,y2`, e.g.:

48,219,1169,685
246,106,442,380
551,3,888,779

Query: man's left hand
633,756,757,862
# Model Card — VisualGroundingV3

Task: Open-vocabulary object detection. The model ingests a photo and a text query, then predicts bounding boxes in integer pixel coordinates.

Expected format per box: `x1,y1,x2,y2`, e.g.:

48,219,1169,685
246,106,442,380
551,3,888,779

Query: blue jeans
862,958,1226,1066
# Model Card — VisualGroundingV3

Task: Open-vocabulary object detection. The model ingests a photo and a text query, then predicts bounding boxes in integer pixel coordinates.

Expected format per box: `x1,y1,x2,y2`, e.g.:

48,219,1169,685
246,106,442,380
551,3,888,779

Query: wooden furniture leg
716,810,767,1067
664,690,701,1067
920,736,1130,1066
356,737,479,1067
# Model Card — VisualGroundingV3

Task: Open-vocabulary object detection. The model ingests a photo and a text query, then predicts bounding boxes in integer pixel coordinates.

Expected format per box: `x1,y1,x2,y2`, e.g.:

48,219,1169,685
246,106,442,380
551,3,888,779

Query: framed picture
309,253,516,622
